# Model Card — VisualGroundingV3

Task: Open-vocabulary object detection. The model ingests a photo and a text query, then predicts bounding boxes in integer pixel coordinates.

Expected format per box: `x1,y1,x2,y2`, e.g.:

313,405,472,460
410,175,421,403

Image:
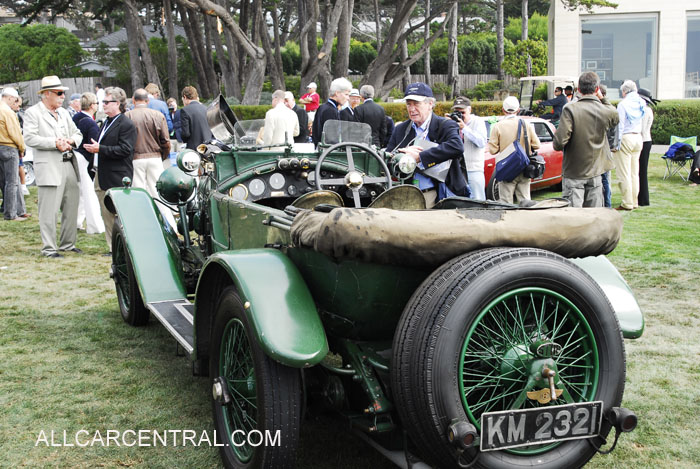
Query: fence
1,77,101,108
348,74,517,94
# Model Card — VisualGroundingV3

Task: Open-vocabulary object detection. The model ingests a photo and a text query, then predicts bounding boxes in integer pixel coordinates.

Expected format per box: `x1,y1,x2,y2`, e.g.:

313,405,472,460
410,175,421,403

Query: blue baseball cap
404,82,433,101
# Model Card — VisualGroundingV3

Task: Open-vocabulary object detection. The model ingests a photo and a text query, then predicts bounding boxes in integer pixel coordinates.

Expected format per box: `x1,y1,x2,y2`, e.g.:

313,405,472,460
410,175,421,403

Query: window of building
686,15,700,98
581,15,658,99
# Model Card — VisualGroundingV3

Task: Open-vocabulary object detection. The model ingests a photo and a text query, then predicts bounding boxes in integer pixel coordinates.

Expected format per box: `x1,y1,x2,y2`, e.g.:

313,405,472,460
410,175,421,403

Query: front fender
106,187,186,303
571,256,644,339
196,249,328,368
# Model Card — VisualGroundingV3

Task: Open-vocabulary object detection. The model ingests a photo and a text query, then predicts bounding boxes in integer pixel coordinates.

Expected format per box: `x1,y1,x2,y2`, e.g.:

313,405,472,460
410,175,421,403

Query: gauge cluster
228,157,347,202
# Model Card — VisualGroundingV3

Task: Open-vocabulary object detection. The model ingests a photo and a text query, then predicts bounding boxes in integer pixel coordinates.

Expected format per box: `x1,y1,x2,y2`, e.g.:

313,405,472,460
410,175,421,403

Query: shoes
8,216,27,221
102,251,112,257
614,206,633,211
18,213,31,218
45,252,64,258
61,247,84,254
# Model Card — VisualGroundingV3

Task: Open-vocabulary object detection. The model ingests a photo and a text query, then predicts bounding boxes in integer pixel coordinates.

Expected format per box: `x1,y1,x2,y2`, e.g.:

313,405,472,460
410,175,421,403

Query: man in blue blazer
386,82,467,207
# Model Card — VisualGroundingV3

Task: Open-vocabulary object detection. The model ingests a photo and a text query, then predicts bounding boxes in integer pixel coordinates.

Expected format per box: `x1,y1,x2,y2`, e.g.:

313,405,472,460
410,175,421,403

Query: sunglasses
103,100,118,104
50,90,65,96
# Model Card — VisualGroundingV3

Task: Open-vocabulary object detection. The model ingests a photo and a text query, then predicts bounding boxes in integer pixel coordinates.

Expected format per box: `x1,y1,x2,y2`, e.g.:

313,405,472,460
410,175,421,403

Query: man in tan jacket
553,71,619,207
0,87,28,221
488,96,541,204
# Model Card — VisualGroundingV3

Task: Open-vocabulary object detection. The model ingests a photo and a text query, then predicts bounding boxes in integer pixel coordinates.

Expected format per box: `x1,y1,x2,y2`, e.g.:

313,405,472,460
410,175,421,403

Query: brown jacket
553,95,619,179
488,115,541,159
0,101,25,153
125,104,170,160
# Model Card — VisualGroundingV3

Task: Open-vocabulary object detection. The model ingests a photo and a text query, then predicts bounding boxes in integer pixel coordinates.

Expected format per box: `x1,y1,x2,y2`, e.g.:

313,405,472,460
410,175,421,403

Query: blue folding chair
663,136,697,181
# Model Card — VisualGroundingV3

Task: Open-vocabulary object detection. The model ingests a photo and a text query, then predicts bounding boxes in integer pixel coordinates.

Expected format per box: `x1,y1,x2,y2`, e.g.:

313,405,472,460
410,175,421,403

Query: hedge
231,99,700,146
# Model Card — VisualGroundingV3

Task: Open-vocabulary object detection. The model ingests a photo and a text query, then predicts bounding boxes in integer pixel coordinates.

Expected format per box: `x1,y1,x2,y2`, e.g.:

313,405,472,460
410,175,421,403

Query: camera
61,150,75,161
449,111,463,123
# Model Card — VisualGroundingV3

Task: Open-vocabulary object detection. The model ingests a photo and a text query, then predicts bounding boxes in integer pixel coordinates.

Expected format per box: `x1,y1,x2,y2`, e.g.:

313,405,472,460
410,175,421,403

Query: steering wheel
315,142,392,208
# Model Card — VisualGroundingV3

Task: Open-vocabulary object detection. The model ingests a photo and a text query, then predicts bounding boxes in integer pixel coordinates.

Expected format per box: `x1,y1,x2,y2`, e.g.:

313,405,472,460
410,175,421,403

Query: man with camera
23,76,83,258
553,71,619,208
446,97,487,200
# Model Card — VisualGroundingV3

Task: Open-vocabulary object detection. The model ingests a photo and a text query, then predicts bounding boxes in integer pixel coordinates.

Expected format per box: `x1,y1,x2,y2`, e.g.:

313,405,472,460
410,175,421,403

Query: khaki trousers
612,133,643,210
94,173,115,251
497,173,531,204
37,161,79,255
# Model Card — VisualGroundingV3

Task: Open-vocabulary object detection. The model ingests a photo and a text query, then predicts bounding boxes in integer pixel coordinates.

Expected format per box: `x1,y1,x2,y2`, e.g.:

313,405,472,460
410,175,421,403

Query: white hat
2,87,19,98
37,75,69,94
349,88,360,97
503,96,520,112
306,82,317,89
283,91,294,101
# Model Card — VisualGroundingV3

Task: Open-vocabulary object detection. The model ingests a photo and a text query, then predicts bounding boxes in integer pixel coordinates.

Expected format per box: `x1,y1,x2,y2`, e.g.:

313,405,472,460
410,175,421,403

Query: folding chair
663,136,697,181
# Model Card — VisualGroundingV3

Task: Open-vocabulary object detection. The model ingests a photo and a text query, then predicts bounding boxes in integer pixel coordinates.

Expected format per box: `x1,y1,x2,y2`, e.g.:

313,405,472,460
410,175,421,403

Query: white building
548,0,700,99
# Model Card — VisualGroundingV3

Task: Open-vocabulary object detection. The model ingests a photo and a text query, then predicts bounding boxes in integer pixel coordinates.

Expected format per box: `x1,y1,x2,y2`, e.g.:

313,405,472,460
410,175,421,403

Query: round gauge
229,184,248,201
269,173,286,190
248,178,266,197
306,171,316,186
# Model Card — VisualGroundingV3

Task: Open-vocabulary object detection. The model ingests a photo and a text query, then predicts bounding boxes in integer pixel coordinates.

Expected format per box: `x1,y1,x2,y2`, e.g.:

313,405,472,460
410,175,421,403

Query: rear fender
194,249,328,368
571,256,644,339
106,187,187,303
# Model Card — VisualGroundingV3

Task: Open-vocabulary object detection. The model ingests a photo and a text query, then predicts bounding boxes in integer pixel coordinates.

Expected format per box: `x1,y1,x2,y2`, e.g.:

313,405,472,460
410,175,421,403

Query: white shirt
461,115,487,172
262,102,300,149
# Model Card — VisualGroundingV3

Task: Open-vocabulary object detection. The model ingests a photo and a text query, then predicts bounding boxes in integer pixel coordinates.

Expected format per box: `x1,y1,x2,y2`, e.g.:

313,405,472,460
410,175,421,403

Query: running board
146,300,195,356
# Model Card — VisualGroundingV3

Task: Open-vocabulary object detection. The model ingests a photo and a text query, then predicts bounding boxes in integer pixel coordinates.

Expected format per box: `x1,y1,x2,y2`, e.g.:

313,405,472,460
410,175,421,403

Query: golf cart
518,75,578,122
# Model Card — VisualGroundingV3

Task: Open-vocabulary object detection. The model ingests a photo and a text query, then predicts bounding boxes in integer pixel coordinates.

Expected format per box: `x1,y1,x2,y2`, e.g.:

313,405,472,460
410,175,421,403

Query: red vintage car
483,116,563,200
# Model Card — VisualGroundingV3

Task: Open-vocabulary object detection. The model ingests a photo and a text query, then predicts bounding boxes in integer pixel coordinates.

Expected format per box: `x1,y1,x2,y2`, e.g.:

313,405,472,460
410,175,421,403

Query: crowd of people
0,70,671,255
0,75,212,257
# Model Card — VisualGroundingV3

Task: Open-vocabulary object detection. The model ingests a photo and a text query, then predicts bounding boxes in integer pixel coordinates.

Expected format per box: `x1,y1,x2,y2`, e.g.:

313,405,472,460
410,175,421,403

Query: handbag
494,119,530,182
523,152,546,179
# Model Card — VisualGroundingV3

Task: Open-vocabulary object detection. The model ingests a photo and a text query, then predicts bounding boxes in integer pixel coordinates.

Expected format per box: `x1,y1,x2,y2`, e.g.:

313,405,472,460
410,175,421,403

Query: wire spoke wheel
460,287,598,455
112,218,149,325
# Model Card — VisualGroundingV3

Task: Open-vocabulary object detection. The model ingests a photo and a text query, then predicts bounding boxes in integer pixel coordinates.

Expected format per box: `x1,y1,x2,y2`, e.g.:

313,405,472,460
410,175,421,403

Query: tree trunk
361,0,451,98
424,0,431,88
203,14,220,97
178,4,211,97
260,9,284,90
271,6,285,86
239,0,250,86
374,0,381,51
163,0,179,100
183,0,267,104
497,0,504,81
211,10,236,97
446,0,459,98
221,25,242,99
521,0,529,41
401,39,411,91
334,0,354,77
299,0,345,99
122,0,144,93
124,0,163,92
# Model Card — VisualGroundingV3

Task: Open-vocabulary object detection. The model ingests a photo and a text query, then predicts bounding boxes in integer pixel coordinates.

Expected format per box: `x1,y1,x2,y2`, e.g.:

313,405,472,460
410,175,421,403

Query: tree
505,12,548,42
0,23,84,83
502,38,547,77
446,1,459,98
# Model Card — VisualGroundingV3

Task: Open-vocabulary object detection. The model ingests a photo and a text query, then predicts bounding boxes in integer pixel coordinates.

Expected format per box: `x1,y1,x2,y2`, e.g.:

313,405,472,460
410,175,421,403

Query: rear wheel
210,287,301,469
112,218,149,326
392,248,626,469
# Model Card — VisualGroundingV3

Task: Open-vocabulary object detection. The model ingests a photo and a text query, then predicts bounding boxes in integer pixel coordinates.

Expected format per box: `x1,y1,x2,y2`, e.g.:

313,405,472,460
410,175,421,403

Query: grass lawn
1,154,698,468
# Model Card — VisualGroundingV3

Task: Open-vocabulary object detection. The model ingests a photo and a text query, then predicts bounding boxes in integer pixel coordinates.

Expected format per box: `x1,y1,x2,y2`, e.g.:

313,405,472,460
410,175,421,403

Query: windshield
233,119,266,146
322,120,372,146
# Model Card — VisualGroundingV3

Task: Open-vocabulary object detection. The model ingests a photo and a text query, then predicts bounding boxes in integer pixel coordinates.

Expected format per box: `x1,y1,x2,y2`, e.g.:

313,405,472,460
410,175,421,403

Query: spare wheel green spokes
459,287,599,453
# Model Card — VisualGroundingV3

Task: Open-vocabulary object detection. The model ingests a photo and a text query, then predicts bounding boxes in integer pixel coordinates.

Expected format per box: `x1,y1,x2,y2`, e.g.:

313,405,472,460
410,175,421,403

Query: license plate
480,401,603,451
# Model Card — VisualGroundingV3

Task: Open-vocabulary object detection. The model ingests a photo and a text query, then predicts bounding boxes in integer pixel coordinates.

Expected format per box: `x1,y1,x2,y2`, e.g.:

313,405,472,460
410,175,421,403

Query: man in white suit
23,76,83,258
262,89,299,150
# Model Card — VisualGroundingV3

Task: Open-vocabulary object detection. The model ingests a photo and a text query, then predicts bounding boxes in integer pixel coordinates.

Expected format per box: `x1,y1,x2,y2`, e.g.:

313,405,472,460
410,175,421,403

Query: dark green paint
287,248,430,340
201,249,328,367
107,187,186,303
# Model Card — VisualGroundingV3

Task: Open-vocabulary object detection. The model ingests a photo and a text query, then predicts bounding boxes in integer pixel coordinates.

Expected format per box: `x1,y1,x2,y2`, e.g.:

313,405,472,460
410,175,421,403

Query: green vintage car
106,98,643,469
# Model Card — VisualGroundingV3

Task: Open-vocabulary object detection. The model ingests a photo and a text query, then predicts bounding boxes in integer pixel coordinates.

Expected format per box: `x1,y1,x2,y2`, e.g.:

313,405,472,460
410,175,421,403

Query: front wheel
112,218,149,326
210,287,301,469
392,248,626,469
23,161,35,186
485,175,499,201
